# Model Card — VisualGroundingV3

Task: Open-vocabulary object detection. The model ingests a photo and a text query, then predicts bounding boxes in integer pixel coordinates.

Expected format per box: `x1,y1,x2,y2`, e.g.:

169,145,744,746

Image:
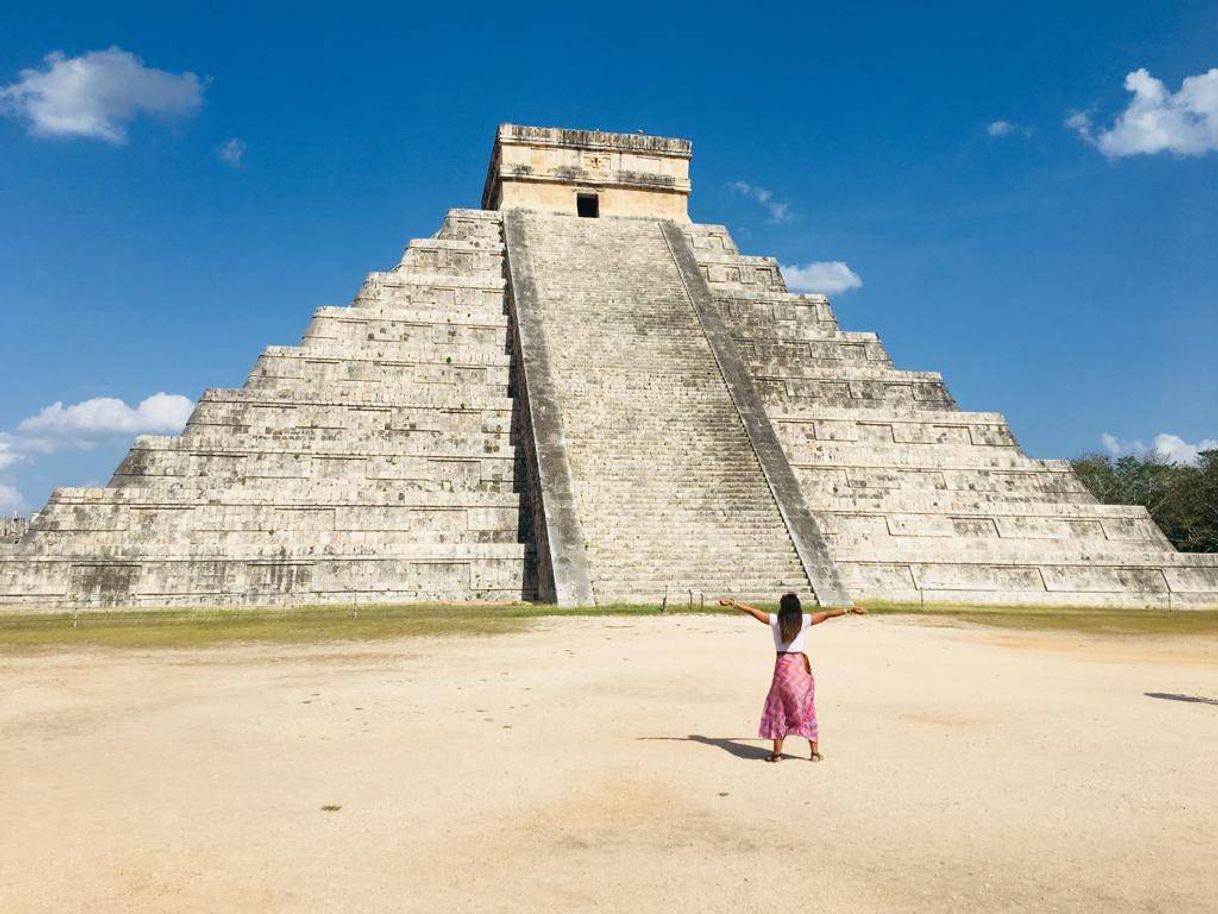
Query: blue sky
1,1,1216,513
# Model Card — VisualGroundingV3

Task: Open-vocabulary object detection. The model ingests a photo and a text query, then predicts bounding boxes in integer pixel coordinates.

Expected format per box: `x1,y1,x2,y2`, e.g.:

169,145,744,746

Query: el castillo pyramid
3,125,1216,609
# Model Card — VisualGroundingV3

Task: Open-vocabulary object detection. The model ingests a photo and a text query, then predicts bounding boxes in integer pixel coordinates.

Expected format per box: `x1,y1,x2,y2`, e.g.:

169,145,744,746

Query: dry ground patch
1,610,1215,912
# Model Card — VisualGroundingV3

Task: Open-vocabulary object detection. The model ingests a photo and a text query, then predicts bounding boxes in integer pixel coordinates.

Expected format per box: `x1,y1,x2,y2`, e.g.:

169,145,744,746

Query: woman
721,592,867,763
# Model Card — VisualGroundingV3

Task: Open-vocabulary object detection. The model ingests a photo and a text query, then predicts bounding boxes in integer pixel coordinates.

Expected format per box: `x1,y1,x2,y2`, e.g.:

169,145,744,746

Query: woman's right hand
719,598,736,607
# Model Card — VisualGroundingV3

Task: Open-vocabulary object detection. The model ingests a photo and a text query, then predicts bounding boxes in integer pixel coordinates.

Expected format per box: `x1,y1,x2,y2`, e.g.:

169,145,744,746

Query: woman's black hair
777,592,802,645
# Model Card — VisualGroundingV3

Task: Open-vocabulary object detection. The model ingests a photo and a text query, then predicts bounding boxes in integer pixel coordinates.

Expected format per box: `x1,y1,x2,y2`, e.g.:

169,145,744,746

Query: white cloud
1151,433,1218,465
0,437,28,513
1099,432,1129,456
1101,431,1218,465
728,181,793,223
219,137,246,167
1064,111,1091,134
0,483,25,513
0,47,204,144
987,119,1032,138
17,393,194,447
1068,67,1218,158
780,261,863,296
0,435,23,473
0,393,194,515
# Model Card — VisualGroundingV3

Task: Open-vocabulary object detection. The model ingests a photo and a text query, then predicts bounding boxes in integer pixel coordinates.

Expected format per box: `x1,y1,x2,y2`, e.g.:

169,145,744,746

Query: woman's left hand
849,605,868,615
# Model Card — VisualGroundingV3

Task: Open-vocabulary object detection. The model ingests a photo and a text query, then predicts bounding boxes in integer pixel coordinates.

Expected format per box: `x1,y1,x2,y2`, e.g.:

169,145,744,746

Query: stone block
912,563,1046,592
1041,565,1168,594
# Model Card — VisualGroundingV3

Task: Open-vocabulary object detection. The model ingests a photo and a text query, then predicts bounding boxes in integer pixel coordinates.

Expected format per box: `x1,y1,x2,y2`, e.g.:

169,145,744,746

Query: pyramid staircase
502,212,814,604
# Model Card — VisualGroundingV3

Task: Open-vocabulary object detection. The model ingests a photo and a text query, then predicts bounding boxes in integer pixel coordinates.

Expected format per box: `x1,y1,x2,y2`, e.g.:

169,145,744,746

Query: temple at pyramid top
481,124,693,221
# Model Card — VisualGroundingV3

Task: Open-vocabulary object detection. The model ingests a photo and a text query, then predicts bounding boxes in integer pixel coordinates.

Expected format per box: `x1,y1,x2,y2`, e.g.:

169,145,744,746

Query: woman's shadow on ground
636,735,773,761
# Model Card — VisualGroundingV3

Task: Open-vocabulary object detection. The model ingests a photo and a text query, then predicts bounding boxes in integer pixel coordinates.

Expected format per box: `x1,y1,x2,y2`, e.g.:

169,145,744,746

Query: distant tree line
1071,450,1218,553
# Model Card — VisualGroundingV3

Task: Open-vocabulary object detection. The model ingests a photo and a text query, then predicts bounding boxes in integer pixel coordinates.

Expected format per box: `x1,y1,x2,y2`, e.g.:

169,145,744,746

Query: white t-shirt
769,613,811,653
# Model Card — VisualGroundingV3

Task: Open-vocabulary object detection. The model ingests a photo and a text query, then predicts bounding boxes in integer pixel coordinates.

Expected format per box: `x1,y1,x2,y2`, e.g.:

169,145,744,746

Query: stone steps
511,211,811,602
249,360,511,389
341,299,508,321
841,555,1218,604
573,493,790,510
366,270,505,296
594,580,808,603
351,292,506,314
587,552,804,572
48,481,519,505
752,362,946,384
23,530,526,551
354,275,506,311
177,414,518,440
711,288,833,307
723,316,841,339
19,537,528,560
149,435,517,461
280,342,513,367
572,482,783,496
40,484,523,507
0,550,536,607
809,496,1144,518
759,379,955,409
238,381,513,408
785,447,1064,472
5,540,531,562
817,507,1168,539
188,398,514,431
739,328,882,345
109,456,517,486
785,442,1027,466
746,346,891,369
32,503,522,534
299,341,513,368
793,464,1092,498
309,303,509,328
827,535,1179,563
434,209,505,243
397,241,504,276
212,382,513,409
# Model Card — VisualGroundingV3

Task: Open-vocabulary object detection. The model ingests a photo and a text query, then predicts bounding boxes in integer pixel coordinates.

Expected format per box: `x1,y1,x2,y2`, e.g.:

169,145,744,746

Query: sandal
765,753,782,763
810,751,824,762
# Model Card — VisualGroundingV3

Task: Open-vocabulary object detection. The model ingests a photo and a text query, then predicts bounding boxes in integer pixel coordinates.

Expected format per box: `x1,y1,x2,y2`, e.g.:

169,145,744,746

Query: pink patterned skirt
758,653,818,740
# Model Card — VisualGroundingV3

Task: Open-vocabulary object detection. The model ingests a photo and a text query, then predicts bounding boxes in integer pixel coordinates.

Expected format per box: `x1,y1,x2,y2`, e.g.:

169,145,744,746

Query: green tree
1070,449,1218,553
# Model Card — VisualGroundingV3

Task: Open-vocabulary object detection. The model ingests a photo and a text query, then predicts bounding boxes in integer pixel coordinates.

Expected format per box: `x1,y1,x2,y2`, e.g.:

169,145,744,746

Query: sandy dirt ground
2,614,1216,913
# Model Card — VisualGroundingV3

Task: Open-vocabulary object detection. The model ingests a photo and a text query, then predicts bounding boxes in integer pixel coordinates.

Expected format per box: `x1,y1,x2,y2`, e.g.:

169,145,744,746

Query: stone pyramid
2,124,1215,609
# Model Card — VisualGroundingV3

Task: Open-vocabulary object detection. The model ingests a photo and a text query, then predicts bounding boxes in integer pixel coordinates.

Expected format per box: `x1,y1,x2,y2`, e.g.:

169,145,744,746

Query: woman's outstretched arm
810,605,868,625
719,598,770,624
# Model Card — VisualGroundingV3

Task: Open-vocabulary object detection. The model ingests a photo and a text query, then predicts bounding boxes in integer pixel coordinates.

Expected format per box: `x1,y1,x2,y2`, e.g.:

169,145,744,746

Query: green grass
861,601,1218,637
0,601,703,651
1,600,1215,651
